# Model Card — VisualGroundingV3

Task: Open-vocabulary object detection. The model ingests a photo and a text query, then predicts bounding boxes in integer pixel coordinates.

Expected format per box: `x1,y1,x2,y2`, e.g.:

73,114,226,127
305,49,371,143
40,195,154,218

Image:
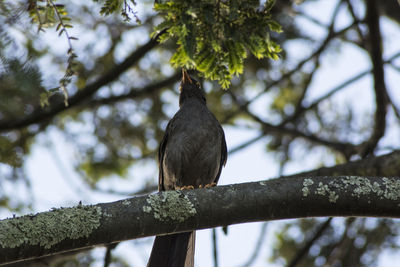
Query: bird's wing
214,128,228,184
158,121,172,191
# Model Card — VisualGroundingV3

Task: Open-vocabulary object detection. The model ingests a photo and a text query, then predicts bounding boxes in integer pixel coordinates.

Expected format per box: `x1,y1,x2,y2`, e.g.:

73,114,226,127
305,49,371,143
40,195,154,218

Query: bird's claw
199,182,217,188
175,185,195,190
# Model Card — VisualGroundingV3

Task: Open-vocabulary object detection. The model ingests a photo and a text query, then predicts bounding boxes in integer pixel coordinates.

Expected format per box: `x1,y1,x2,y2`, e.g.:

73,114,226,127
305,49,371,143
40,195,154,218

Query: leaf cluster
94,0,140,22
153,0,282,88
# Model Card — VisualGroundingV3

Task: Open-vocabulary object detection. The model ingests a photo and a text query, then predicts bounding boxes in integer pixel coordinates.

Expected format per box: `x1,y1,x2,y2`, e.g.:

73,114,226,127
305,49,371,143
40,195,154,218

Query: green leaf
264,0,276,12
39,92,50,107
268,20,283,33
227,40,245,75
247,36,265,59
152,0,282,88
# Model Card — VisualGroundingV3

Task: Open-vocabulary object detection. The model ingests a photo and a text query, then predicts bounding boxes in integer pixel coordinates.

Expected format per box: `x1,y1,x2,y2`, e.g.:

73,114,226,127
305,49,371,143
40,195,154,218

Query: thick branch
85,71,181,107
283,150,400,178
0,31,164,132
1,174,400,265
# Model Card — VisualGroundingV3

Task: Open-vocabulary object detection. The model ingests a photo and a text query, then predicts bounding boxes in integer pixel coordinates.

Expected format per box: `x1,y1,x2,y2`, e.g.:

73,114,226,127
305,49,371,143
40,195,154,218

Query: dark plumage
147,69,227,267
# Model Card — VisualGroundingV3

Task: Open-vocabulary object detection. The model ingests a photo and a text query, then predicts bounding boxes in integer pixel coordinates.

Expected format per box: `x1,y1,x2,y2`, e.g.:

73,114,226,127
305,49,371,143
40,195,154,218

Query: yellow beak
181,69,193,85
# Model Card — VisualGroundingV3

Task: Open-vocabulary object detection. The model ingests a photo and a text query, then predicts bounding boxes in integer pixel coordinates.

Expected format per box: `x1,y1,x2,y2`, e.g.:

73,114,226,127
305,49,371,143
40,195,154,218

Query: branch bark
283,150,400,178
1,172,400,265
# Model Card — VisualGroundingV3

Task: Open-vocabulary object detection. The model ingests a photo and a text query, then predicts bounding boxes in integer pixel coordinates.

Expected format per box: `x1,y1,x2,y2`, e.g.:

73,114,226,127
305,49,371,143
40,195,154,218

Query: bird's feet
199,182,217,188
175,185,195,190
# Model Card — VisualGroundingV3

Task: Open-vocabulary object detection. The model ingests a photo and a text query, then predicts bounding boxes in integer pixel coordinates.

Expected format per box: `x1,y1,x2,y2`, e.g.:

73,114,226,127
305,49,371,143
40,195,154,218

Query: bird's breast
162,104,223,188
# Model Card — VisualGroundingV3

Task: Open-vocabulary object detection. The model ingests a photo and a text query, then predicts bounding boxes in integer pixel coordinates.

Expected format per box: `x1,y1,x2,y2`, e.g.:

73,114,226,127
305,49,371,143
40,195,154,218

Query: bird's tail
147,231,195,267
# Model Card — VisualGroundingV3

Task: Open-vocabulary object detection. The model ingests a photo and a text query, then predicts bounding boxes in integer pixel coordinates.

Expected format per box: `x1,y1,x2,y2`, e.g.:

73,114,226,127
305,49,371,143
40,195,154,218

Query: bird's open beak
181,69,193,85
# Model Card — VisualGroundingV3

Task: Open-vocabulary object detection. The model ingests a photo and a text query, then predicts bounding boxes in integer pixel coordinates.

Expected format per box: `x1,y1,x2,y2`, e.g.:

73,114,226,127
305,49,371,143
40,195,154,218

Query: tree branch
247,3,351,106
228,91,356,156
240,222,268,267
2,172,400,265
212,228,218,267
362,0,389,156
283,150,400,178
287,218,332,267
343,0,366,49
225,49,400,158
85,71,181,107
0,31,165,133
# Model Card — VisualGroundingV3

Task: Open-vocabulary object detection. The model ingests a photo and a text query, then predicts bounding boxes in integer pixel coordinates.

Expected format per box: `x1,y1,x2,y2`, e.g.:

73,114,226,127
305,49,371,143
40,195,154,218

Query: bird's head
179,69,206,106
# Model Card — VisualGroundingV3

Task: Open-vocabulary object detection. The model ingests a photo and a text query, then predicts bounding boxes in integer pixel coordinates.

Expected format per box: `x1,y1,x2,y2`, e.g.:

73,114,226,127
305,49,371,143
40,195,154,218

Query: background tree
1,0,400,266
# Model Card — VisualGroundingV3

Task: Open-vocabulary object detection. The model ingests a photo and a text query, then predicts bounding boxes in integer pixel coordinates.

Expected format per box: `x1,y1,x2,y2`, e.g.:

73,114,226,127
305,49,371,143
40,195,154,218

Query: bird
146,69,227,267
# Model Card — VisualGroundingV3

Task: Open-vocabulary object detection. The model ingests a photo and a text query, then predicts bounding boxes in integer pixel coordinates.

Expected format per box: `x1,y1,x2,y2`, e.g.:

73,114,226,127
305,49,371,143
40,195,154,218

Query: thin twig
246,0,347,106
240,222,269,267
85,72,181,107
212,228,218,267
48,0,73,51
287,218,332,267
284,51,400,128
361,0,389,157
104,243,118,267
279,57,320,126
294,10,327,28
343,0,366,48
47,0,76,105
323,218,356,267
228,90,355,157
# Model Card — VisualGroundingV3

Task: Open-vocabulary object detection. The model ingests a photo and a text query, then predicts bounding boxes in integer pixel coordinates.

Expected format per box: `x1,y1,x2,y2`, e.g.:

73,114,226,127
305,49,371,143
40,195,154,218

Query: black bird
147,69,227,267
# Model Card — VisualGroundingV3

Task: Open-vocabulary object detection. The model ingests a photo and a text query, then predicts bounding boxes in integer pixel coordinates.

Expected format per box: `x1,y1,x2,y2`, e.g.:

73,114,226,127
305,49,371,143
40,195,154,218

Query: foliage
0,57,46,117
153,0,282,88
25,0,138,106
27,0,78,106
25,0,282,91
94,0,140,22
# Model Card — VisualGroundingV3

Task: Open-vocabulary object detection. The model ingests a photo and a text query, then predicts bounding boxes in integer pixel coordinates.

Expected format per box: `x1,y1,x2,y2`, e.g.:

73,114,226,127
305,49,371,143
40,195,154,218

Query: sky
2,0,400,266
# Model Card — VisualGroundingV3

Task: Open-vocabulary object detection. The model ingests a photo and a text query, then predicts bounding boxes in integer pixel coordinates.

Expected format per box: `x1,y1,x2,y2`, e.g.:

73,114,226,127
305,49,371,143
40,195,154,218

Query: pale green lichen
314,182,339,203
316,182,329,196
143,191,196,222
302,176,400,203
143,206,152,213
329,191,339,203
382,177,400,200
341,176,386,198
122,199,131,206
0,205,102,249
302,178,314,197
